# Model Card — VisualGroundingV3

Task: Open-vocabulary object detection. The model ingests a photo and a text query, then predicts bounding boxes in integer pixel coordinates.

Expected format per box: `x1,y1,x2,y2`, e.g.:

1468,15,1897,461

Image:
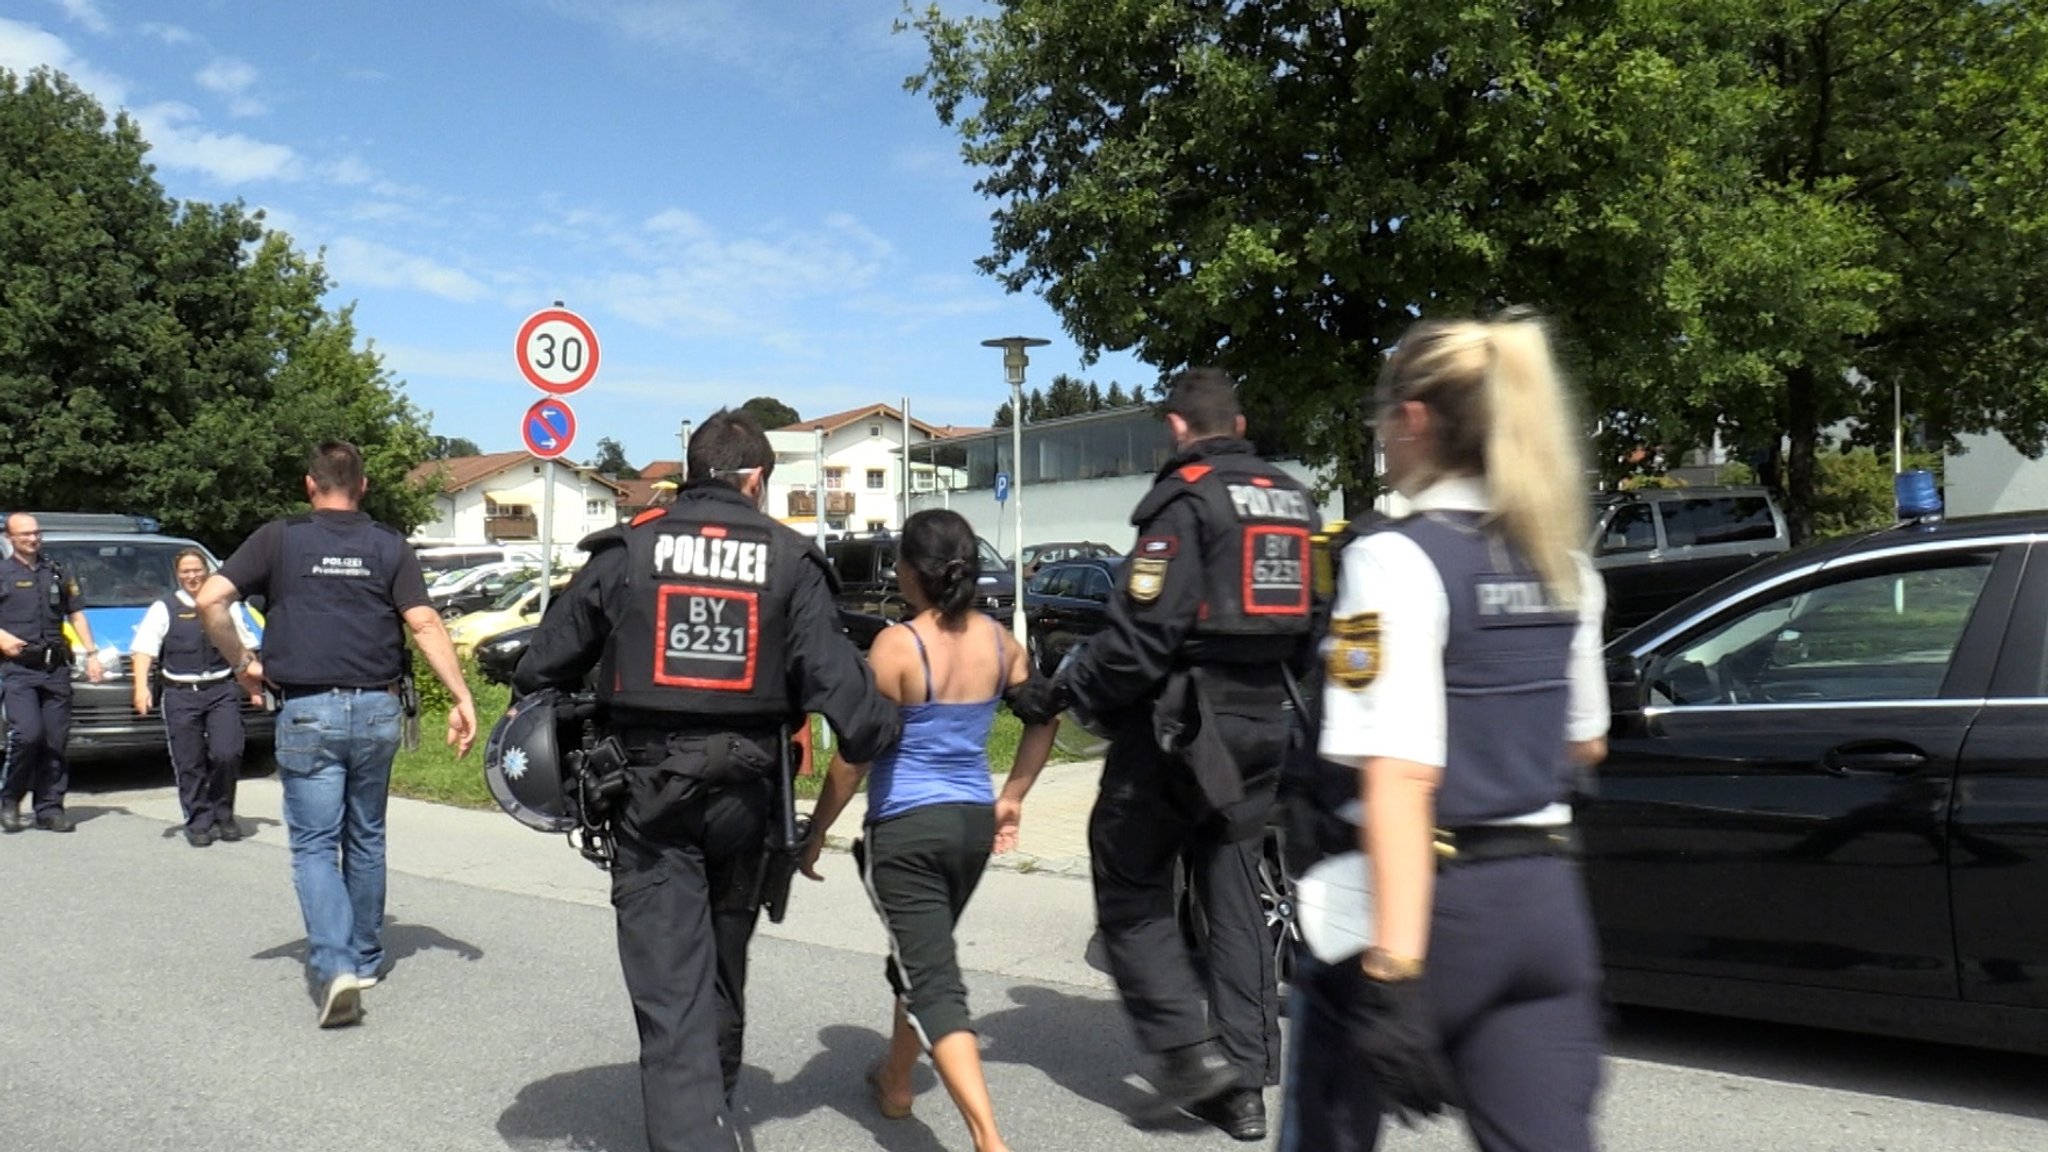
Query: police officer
1009,368,1315,1141
198,441,478,1029
513,408,900,1152
1287,313,1610,1152
0,513,105,834
131,548,261,847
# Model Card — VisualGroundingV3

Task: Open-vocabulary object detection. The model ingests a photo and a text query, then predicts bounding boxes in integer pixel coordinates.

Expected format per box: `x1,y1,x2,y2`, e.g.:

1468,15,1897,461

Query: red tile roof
407,452,628,495
639,459,683,481
776,403,954,438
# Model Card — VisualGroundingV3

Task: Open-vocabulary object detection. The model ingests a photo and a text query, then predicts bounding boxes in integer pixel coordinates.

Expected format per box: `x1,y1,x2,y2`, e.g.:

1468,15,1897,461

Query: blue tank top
866,619,1003,823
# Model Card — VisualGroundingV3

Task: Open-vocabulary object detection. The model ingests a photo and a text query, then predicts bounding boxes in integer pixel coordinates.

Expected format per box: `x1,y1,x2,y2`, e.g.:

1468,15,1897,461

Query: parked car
430,562,539,619
1021,557,1123,676
0,512,273,761
1583,505,2048,1053
1590,486,1790,637
445,575,571,658
1020,540,1120,578
824,531,1015,623
414,544,543,579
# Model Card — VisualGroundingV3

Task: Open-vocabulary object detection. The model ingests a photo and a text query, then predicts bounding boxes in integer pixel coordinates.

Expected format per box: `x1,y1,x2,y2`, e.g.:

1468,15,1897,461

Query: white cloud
53,0,109,36
140,23,195,47
0,17,129,105
325,237,493,303
543,0,912,95
194,56,266,117
132,102,300,183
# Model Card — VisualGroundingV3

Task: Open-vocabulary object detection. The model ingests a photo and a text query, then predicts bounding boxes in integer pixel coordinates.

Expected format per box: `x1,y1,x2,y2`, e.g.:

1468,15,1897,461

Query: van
1590,486,1791,636
414,545,543,578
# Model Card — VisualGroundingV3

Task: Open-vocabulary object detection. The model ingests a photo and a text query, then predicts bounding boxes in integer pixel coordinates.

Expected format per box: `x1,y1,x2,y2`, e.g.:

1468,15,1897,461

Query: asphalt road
2,767,2044,1152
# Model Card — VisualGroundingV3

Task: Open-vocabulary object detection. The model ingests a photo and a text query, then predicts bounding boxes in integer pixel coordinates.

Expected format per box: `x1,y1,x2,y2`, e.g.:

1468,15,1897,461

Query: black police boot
1186,1087,1267,1142
35,811,76,833
0,800,26,834
1148,1039,1239,1110
214,818,244,842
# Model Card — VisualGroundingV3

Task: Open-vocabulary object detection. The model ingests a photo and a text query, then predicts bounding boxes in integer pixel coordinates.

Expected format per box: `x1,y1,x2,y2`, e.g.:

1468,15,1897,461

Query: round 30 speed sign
515,307,601,395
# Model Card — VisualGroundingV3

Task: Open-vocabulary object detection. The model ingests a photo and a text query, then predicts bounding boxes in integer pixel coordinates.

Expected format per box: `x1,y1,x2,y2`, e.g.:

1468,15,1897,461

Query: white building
407,451,630,560
906,406,1343,556
764,404,983,538
1945,431,2048,517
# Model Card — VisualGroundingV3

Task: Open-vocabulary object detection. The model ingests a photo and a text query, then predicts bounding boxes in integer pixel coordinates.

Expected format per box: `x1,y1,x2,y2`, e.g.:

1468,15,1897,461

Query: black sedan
1021,557,1123,676
1584,509,2048,1053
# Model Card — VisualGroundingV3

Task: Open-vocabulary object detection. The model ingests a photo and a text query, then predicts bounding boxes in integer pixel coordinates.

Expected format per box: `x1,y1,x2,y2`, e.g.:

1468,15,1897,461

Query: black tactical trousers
610,771,771,1152
163,679,244,831
1,664,72,815
1088,716,1284,1089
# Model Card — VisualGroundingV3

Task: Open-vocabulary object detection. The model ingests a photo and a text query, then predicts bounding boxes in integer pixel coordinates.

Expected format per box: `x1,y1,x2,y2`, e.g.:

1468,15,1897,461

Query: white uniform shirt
131,591,259,682
1318,477,1609,783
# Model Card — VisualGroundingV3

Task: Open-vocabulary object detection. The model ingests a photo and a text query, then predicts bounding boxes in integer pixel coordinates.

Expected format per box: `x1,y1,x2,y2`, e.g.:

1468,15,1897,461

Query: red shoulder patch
700,524,728,538
1175,464,1213,483
630,508,666,527
1250,476,1273,488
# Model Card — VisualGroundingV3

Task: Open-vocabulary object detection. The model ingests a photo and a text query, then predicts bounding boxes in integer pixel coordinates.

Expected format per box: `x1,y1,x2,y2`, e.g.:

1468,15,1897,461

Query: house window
912,471,935,492
825,468,846,491
869,424,882,437
868,520,888,532
866,469,887,490
586,499,608,517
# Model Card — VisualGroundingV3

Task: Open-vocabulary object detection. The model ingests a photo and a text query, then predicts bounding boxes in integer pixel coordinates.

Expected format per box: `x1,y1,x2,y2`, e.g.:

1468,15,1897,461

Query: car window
44,542,190,608
976,538,1007,571
1040,567,1075,598
832,543,876,586
491,580,539,611
1660,497,1776,548
1598,504,1658,554
1080,566,1113,602
1647,557,1993,707
1027,568,1057,595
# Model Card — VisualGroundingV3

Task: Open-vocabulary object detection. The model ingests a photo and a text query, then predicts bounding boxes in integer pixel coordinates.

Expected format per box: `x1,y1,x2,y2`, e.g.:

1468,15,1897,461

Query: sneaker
357,972,380,990
1148,1039,1240,1110
317,973,363,1028
214,818,244,843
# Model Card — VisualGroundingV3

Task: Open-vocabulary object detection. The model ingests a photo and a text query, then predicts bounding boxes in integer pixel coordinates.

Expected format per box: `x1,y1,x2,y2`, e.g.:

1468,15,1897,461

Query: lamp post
982,336,1050,643
677,418,693,482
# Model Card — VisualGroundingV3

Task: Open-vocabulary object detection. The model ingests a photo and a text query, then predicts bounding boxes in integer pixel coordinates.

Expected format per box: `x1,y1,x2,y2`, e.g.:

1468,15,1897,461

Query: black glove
1350,969,1456,1126
1003,672,1072,726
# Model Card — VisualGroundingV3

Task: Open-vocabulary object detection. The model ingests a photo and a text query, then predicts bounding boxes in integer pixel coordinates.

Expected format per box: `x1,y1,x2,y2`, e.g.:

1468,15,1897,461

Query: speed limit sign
515,307,601,395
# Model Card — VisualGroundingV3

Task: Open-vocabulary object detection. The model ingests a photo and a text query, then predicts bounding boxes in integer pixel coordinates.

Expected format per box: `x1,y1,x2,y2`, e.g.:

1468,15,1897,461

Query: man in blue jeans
199,441,477,1028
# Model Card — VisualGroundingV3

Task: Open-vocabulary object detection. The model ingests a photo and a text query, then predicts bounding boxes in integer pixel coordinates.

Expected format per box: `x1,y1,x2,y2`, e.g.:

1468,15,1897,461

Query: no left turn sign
516,307,601,395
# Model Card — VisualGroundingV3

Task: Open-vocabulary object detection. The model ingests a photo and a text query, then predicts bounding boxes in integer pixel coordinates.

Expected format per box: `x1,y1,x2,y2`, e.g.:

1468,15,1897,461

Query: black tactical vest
157,594,231,677
599,495,810,723
263,514,409,688
1391,511,1577,825
1131,444,1316,660
0,555,67,645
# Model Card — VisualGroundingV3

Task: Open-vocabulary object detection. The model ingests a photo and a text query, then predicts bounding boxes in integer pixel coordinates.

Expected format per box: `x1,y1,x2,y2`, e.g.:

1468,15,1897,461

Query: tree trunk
1785,366,1819,545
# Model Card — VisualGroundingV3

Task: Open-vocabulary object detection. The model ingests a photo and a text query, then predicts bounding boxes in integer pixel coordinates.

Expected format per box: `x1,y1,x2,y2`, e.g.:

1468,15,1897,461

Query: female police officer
1285,312,1610,1152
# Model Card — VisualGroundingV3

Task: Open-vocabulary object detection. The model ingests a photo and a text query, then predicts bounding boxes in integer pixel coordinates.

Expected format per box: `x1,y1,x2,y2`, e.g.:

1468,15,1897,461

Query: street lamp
677,418,694,482
981,336,1050,643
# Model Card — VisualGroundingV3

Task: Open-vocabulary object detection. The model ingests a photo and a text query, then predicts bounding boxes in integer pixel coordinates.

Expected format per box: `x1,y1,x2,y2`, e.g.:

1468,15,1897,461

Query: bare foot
867,1059,914,1119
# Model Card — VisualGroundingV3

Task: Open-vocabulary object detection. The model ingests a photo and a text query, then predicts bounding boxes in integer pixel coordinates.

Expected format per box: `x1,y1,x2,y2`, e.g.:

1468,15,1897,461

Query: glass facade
911,408,1173,491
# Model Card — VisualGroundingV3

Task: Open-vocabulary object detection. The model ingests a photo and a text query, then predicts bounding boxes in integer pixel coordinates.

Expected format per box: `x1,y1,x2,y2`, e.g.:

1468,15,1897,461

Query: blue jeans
274,690,403,984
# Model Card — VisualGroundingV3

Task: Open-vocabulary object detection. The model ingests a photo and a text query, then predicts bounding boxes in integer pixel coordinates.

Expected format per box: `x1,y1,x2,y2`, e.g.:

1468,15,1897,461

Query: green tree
738,395,801,428
426,435,482,459
0,68,435,554
587,435,638,478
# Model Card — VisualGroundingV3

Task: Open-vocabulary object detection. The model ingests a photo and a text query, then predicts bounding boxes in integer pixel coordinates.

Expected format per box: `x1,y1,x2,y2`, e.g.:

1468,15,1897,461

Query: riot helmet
484,689,581,833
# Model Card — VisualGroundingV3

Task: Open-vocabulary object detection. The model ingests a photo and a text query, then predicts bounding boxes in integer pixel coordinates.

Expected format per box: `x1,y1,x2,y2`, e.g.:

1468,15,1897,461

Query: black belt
6,645,68,672
164,675,234,691
273,683,400,702
1433,824,1578,868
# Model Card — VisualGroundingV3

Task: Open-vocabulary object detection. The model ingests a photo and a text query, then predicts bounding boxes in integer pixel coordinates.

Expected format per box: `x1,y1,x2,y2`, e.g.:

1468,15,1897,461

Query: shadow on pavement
1608,1004,2048,1119
249,915,486,973
54,804,124,826
497,1062,645,1152
735,1023,951,1152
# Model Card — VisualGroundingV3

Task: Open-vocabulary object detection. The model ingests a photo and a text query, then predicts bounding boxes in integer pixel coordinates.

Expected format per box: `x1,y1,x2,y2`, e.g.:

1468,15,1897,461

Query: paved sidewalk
799,757,1103,879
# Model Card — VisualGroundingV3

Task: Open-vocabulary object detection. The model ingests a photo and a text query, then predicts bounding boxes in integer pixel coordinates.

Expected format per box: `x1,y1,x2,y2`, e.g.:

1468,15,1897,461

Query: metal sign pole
539,461,556,615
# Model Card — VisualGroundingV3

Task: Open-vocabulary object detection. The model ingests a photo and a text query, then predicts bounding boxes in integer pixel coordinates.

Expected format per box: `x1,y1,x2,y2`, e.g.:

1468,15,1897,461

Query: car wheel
440,605,464,620
1175,827,1299,990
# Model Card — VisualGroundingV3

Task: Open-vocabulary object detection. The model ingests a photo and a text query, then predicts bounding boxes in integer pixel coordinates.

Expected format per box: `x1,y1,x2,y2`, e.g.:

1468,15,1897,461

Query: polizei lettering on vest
1226,484,1312,522
1475,578,1561,617
311,555,373,577
651,532,770,585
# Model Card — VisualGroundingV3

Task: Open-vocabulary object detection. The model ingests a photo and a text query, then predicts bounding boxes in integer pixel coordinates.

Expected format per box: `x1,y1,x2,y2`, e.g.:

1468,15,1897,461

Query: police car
1,513,272,761
1585,479,2048,1053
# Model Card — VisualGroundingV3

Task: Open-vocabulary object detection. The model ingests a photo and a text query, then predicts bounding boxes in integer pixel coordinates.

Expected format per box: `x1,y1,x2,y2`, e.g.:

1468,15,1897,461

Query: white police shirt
131,591,260,682
1318,477,1608,796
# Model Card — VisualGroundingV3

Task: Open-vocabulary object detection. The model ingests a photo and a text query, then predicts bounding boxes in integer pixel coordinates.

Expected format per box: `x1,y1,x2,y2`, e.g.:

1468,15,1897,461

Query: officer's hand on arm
403,605,476,758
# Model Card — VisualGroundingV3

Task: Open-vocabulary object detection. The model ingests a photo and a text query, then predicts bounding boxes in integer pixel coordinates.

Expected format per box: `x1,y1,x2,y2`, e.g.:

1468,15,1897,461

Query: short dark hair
688,409,775,487
307,441,365,495
1162,368,1241,438
900,509,980,626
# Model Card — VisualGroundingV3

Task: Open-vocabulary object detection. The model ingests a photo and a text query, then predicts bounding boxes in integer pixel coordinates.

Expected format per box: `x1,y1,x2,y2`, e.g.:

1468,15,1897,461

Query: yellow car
446,575,570,659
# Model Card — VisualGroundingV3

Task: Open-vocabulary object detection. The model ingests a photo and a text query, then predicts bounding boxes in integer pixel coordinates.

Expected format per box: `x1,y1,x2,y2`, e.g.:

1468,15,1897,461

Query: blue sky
0,0,1151,467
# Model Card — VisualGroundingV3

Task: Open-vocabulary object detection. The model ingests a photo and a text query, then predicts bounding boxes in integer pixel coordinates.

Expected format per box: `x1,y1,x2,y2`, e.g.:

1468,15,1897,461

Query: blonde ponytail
1481,318,1586,605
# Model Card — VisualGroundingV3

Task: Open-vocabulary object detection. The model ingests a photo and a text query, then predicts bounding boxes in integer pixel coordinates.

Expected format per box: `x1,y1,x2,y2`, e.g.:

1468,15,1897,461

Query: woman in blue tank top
802,509,1056,1152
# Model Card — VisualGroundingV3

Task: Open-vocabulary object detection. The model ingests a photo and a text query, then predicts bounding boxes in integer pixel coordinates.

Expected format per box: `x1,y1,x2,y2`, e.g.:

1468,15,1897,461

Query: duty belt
7,644,68,672
1433,824,1579,869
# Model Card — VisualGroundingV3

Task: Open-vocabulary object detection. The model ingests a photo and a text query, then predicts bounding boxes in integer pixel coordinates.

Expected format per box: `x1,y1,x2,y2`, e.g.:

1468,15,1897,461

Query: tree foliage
426,435,482,460
991,372,1142,426
911,2,2048,537
738,395,801,429
587,435,638,478
0,68,436,554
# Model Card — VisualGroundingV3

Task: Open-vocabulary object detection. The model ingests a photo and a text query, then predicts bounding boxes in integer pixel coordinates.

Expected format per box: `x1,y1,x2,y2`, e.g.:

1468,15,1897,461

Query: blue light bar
1894,469,1943,522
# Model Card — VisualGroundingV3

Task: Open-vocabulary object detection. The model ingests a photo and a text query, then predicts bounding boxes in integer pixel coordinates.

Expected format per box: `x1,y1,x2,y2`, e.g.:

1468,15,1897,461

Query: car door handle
1823,742,1928,774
